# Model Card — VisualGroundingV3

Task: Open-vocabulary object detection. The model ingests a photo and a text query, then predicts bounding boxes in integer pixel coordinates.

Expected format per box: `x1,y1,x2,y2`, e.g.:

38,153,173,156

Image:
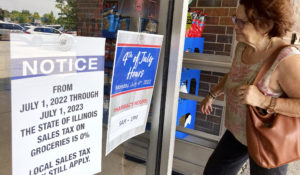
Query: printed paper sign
106,31,163,155
10,34,105,175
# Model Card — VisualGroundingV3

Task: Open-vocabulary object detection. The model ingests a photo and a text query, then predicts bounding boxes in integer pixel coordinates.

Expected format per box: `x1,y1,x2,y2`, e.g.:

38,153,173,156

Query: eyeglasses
232,15,249,29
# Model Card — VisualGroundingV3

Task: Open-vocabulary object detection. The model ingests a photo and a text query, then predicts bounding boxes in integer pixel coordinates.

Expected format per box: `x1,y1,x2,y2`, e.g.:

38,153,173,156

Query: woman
200,0,300,174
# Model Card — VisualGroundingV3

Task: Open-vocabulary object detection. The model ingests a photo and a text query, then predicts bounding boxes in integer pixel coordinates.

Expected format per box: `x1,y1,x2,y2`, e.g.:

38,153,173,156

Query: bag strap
253,45,290,85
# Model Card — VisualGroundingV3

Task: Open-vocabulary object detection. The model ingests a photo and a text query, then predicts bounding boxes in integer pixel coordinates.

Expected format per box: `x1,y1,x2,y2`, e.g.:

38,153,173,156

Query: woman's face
234,5,264,44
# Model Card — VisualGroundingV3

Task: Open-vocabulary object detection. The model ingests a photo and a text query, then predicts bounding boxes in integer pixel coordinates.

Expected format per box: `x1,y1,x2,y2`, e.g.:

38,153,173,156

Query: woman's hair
239,0,294,38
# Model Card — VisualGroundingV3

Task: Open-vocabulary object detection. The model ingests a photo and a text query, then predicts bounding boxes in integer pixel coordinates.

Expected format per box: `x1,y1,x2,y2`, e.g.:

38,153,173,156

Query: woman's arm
200,73,228,115
272,98,300,117
210,73,228,98
272,54,300,117
238,54,300,117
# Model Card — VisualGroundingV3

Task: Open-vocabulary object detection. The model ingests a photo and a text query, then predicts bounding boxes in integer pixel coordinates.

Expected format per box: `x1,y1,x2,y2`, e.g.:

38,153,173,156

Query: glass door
0,0,173,175
166,0,238,174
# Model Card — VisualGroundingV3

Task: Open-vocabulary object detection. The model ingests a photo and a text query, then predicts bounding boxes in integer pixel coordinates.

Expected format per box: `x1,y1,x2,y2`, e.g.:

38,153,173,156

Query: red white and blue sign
111,44,161,97
106,31,163,155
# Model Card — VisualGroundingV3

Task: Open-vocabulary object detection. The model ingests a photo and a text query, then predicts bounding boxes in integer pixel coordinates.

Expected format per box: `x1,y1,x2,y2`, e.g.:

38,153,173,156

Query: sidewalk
239,160,300,175
0,41,10,79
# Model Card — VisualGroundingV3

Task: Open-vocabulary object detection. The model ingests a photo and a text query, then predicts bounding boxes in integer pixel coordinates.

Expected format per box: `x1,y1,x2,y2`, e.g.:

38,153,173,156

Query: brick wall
77,0,104,37
195,70,226,135
186,0,238,135
189,0,238,56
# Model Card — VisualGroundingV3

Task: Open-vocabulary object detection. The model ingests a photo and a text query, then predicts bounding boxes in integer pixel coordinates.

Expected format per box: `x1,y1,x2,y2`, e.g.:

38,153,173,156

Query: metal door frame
147,0,189,174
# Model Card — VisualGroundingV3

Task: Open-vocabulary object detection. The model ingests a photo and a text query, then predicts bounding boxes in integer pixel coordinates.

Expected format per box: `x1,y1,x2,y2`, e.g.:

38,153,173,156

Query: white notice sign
10,34,105,175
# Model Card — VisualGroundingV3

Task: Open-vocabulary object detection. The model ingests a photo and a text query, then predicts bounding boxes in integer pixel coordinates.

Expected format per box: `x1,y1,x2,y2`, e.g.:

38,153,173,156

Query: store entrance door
0,1,173,175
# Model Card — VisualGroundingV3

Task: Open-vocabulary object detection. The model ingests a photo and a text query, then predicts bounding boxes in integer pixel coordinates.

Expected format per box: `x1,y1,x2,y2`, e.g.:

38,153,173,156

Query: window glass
5,24,13,29
43,28,53,33
13,25,23,30
0,1,162,175
53,29,60,34
34,28,43,32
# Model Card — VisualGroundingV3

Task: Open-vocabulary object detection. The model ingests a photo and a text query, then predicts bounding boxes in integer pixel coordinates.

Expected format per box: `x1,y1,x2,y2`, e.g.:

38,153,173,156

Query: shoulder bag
246,45,300,168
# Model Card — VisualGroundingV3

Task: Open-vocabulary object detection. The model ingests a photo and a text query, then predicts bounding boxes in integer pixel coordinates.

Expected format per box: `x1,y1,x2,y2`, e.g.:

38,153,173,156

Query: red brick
196,112,207,120
201,71,212,75
229,8,237,16
217,35,232,43
189,0,197,7
226,26,234,34
198,90,209,97
197,0,222,7
205,16,219,25
207,115,221,123
222,0,238,7
200,74,220,83
204,8,229,16
213,72,226,76
202,34,217,42
219,17,233,25
197,120,213,130
189,8,204,12
215,108,223,116
213,124,221,134
225,44,232,52
199,82,210,90
204,43,224,52
203,25,226,34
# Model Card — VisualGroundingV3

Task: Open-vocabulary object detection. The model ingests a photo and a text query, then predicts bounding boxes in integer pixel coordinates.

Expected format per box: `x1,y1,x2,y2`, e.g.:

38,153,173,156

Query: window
0,23,13,29
7,24,13,29
53,29,61,34
13,25,23,30
34,28,43,32
43,28,53,33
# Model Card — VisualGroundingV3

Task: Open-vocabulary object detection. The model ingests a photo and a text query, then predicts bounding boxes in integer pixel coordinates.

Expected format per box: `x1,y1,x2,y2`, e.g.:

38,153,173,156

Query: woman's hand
236,85,269,108
200,95,214,115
